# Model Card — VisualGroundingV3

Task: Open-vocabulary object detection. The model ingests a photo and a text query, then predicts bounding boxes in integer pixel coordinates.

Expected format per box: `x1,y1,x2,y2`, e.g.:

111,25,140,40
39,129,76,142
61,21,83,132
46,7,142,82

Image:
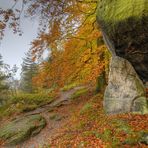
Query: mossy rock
132,97,148,114
104,56,147,114
97,0,147,26
0,114,46,145
97,0,148,81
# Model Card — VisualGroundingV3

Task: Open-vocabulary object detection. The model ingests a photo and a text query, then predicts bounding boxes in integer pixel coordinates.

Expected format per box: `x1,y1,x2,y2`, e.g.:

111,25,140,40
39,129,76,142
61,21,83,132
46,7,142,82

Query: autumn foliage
29,0,110,89
0,0,110,90
32,26,109,89
49,93,148,147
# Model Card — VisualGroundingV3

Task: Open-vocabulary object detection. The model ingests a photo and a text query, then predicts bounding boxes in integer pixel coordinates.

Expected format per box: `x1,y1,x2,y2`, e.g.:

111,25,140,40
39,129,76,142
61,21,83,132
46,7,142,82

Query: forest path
14,85,89,148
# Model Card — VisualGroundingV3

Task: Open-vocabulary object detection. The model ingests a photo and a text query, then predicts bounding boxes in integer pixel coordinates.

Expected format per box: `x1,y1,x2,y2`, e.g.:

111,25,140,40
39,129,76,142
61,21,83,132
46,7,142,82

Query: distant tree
0,54,3,66
20,51,38,93
0,54,9,92
7,65,19,95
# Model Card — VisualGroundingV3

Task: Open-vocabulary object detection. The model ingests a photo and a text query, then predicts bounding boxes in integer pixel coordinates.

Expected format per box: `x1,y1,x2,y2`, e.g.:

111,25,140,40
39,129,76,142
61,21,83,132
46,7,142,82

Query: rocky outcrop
96,0,148,114
97,0,148,82
0,114,46,145
104,56,148,114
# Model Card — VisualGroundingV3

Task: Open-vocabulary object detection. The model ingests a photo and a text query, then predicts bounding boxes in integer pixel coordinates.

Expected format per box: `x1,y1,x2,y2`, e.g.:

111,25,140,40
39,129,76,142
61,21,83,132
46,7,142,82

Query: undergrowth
0,92,55,119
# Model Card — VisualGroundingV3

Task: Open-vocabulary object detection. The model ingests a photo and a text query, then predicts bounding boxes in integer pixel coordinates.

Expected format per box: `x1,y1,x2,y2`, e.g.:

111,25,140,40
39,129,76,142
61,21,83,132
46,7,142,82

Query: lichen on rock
0,114,46,145
97,0,148,114
104,56,148,114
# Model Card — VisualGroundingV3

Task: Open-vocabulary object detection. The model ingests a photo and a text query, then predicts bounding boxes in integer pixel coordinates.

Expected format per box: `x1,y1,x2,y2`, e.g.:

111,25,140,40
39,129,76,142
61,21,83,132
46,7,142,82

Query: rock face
104,56,148,114
97,0,148,82
96,0,148,114
0,114,46,145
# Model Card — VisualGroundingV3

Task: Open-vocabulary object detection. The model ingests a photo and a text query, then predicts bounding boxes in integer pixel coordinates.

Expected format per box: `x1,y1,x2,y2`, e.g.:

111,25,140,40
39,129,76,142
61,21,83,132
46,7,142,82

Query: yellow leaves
31,0,110,89
32,32,109,89
33,43,109,89
89,30,102,40
50,21,61,41
82,56,90,63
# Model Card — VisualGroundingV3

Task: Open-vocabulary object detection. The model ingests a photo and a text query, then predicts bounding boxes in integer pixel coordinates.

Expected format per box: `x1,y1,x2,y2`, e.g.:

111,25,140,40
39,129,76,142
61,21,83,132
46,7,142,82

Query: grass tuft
70,88,88,100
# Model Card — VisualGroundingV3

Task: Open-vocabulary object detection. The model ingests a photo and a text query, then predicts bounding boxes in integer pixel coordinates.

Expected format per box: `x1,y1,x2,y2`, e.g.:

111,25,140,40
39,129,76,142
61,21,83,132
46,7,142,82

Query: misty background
0,0,39,78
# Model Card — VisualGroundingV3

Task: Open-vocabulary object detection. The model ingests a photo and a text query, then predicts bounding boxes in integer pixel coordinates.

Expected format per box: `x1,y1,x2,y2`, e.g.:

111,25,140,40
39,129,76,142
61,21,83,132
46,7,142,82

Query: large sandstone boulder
0,114,46,145
104,56,148,114
97,0,148,82
96,0,148,114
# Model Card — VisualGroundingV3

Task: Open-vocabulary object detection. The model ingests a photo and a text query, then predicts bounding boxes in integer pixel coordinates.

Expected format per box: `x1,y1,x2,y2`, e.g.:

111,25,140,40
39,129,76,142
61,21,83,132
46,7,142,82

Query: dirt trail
12,86,88,148
21,86,85,117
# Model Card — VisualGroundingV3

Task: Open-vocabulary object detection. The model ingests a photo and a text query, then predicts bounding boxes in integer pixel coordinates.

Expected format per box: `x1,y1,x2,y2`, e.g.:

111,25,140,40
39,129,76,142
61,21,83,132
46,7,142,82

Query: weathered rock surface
104,56,148,114
97,0,148,82
0,114,46,145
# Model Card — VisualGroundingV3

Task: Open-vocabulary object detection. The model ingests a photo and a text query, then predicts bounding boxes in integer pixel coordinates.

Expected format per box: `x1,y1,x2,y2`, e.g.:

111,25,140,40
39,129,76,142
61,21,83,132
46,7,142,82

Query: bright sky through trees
0,0,39,78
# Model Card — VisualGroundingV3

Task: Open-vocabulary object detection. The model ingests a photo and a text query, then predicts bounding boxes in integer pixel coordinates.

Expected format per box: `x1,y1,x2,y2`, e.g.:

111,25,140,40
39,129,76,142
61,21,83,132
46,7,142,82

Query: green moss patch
61,83,79,91
97,0,147,23
0,93,54,119
70,88,88,100
0,114,46,145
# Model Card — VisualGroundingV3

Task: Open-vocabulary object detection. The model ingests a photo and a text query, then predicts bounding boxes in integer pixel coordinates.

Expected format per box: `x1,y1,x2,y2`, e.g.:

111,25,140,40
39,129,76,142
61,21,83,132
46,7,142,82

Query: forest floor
0,86,148,148
18,86,90,148
0,85,90,148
